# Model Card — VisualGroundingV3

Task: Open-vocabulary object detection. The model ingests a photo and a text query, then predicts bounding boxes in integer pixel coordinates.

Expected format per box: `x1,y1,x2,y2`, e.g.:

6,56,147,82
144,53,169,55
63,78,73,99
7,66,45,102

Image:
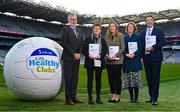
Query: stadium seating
1,14,180,63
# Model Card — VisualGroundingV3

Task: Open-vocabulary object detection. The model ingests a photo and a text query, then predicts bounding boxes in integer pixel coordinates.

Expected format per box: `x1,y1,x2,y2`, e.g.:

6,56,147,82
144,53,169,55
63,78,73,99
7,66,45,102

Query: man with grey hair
61,13,84,105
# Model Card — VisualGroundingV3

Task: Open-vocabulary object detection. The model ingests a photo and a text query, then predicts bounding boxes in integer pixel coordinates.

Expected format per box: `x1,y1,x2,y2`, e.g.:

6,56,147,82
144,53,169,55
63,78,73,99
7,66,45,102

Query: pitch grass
1,64,180,92
0,79,180,111
0,64,180,111
78,64,180,92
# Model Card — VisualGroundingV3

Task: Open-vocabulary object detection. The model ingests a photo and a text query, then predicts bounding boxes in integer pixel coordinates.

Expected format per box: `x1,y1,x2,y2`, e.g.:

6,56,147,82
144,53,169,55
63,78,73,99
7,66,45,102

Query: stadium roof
85,9,180,25
0,0,92,25
1,0,180,25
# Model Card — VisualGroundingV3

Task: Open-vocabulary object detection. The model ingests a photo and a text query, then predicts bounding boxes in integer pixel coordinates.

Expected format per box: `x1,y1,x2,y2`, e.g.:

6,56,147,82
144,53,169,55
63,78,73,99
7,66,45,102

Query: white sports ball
4,37,63,101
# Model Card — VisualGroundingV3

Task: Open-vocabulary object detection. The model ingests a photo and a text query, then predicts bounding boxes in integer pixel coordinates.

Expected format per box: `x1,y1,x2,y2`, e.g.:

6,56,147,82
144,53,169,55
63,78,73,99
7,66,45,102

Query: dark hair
145,15,154,20
92,23,101,29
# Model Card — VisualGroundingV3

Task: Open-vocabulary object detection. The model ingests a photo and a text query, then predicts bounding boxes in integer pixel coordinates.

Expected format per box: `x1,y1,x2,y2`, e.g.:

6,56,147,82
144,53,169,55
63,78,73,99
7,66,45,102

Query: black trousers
128,87,139,100
106,64,122,95
64,60,80,99
86,67,102,99
144,57,161,102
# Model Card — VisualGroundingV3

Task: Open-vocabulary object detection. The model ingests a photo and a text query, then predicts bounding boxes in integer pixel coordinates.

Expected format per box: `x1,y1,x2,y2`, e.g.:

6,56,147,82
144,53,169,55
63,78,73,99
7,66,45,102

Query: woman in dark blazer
82,23,107,104
123,22,143,103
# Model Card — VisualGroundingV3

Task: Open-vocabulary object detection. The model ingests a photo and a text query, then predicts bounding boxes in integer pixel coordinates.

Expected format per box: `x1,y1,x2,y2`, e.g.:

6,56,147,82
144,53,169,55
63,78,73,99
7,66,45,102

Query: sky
33,0,180,17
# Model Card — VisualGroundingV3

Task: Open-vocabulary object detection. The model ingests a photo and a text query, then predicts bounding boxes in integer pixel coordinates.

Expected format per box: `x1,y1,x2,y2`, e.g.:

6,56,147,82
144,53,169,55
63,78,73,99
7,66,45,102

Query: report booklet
89,44,101,67
128,42,137,54
109,46,119,60
89,44,99,58
145,35,156,48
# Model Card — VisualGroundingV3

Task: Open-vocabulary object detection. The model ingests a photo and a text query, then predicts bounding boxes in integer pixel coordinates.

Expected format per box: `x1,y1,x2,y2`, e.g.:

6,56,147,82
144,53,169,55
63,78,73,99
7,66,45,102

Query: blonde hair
105,21,123,44
125,22,137,33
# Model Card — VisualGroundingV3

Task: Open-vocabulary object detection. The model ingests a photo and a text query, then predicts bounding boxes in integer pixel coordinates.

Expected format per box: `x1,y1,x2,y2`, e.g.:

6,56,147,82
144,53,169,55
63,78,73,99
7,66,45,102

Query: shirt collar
147,26,154,31
70,26,76,30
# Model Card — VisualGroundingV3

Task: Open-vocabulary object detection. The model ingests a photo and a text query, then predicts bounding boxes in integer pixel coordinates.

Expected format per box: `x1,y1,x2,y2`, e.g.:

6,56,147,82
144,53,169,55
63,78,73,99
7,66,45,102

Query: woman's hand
126,53,135,59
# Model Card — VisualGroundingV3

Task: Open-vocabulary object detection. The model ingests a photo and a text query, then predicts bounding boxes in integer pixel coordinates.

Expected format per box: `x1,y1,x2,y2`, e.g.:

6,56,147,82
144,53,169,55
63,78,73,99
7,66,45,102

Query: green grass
0,65,4,87
0,80,179,111
0,64,180,111
1,64,180,92
78,64,180,91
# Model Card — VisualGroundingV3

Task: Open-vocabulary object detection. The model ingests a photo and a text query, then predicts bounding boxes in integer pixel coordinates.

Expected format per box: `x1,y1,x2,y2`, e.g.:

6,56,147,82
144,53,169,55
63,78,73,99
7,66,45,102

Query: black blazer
61,26,84,61
82,36,107,69
140,27,165,62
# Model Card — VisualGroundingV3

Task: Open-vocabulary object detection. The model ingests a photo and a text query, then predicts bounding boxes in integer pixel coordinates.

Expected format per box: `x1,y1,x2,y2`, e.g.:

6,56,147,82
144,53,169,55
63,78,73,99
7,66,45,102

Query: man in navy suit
140,16,165,105
61,13,84,105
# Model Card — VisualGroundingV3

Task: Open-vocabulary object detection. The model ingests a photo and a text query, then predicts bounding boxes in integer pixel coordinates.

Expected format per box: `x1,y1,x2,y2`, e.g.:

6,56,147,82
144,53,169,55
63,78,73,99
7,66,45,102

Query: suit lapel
151,27,156,35
68,26,79,41
76,28,83,43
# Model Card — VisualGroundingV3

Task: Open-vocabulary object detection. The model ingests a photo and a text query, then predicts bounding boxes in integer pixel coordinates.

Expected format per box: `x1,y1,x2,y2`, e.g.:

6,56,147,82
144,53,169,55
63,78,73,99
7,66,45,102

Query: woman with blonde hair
123,22,143,103
105,21,125,103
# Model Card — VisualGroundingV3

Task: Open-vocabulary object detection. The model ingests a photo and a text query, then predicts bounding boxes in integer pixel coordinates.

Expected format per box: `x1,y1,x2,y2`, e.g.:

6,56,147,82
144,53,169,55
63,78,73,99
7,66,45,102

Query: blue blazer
140,27,165,62
123,33,143,73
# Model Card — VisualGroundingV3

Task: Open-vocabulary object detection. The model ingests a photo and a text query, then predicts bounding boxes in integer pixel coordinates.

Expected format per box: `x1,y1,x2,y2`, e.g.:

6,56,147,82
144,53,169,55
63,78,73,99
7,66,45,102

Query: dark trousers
106,64,122,95
64,60,80,99
143,57,161,102
86,67,102,99
128,87,139,100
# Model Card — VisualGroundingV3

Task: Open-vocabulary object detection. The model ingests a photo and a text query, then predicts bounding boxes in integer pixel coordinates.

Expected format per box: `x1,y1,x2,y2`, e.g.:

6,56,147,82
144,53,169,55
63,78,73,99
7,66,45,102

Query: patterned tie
145,28,151,55
72,27,77,38
147,28,151,36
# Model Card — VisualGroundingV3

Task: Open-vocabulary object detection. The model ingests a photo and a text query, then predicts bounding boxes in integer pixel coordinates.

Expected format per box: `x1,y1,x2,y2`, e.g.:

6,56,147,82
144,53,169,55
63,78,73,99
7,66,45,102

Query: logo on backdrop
27,48,60,79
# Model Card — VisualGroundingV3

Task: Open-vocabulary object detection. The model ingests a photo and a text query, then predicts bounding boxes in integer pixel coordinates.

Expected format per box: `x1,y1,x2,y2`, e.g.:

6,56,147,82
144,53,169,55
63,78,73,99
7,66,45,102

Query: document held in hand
89,44,101,67
145,36,156,48
109,46,119,60
94,59,101,67
128,42,137,54
89,44,99,58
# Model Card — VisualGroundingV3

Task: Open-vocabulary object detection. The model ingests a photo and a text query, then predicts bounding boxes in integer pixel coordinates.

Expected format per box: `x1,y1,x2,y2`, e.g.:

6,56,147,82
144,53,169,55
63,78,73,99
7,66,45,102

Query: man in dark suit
61,13,84,105
140,16,165,105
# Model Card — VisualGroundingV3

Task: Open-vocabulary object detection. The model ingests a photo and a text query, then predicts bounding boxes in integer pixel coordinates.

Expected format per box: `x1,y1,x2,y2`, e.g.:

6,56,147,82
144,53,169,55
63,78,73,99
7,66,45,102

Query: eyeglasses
70,19,77,21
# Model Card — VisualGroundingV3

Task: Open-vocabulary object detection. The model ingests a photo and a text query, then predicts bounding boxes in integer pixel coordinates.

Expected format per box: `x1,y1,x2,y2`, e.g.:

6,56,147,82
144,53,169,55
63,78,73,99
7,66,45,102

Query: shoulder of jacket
141,29,146,33
76,27,82,32
118,32,123,37
62,26,69,31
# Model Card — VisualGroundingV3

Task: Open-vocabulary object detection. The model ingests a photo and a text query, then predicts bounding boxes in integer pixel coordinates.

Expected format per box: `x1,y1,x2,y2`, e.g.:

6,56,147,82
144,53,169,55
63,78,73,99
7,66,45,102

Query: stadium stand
0,0,180,63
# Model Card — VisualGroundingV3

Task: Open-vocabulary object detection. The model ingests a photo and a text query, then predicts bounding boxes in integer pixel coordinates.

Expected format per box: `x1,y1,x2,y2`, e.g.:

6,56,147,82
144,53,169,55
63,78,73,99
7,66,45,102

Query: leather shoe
66,98,74,105
88,97,94,104
96,99,103,104
129,100,134,103
114,99,120,103
152,101,158,105
134,99,139,103
88,100,94,104
72,98,84,103
145,100,152,103
108,99,115,103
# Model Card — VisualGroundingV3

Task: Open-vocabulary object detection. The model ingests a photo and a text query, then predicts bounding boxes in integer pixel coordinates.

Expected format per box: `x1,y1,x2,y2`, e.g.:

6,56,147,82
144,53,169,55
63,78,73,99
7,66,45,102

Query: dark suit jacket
140,27,165,62
61,26,84,61
82,36,107,69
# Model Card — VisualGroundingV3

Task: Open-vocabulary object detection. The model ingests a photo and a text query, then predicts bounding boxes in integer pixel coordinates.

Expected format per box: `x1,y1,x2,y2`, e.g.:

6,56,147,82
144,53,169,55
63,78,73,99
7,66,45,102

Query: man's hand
74,53,81,60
